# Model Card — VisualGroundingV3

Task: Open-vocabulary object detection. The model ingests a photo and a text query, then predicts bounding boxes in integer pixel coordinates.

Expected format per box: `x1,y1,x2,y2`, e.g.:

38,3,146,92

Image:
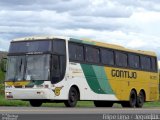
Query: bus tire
121,90,137,108
135,91,145,108
64,87,79,107
30,100,42,107
94,101,113,107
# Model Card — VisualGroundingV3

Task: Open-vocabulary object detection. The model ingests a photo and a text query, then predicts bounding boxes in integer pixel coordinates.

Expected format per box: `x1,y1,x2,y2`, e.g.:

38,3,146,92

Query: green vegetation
0,68,5,83
0,63,5,94
0,95,29,106
144,101,160,107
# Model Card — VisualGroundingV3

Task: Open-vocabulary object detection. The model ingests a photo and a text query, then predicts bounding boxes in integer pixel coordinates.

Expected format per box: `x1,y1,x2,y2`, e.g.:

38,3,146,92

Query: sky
0,0,160,59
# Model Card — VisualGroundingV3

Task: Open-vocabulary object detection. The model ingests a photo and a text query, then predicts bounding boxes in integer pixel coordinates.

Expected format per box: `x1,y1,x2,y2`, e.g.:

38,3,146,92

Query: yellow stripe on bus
5,81,30,86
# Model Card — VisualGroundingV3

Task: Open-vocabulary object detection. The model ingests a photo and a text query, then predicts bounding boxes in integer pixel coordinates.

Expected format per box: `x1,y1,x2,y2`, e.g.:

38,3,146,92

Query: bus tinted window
53,39,66,55
9,41,51,53
69,43,84,61
101,49,114,65
115,51,128,67
140,56,151,70
151,57,157,71
128,54,140,69
85,46,100,63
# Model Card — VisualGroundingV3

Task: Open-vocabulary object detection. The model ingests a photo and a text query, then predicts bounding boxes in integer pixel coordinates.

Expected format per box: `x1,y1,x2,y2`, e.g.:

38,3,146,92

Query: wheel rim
69,89,77,103
70,91,76,102
138,92,144,105
130,92,136,106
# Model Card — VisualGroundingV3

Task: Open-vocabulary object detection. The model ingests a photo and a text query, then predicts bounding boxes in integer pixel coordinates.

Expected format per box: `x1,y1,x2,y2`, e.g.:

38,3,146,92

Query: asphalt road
0,107,160,114
0,107,160,120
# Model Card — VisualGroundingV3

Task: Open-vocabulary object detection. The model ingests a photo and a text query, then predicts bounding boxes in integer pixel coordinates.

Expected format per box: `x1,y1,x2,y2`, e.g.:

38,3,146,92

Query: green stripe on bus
81,64,114,94
70,38,83,43
81,64,106,94
82,40,95,45
92,66,114,94
102,68,114,94
70,38,95,45
92,65,106,93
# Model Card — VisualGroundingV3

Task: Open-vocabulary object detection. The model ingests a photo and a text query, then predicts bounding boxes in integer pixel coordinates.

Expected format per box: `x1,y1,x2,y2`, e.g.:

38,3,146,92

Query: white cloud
130,12,160,37
0,39,10,51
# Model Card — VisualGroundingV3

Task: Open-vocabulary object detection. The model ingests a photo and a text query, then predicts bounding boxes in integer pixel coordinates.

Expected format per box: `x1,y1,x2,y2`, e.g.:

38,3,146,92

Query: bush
0,84,4,94
0,60,5,94
0,69,5,83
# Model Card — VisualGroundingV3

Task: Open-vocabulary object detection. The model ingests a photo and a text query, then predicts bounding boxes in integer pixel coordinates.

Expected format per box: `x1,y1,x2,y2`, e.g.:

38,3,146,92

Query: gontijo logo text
111,69,137,79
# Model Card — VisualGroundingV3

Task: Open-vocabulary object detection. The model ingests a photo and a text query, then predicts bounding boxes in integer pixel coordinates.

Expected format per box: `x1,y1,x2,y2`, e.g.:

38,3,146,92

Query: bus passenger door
51,55,66,84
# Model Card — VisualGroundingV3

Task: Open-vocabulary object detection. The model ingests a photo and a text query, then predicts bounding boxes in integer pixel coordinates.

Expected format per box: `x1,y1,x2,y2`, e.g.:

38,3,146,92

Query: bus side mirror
0,58,7,72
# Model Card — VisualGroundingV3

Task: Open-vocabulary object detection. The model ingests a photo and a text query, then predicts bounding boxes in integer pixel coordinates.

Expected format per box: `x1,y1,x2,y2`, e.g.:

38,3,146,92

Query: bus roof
12,35,69,42
12,35,156,57
81,38,156,57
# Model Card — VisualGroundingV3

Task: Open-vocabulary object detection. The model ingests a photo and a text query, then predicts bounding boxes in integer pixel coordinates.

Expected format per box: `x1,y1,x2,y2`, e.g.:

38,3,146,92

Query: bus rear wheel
136,91,145,108
94,101,113,107
121,90,137,108
64,87,79,107
30,100,42,107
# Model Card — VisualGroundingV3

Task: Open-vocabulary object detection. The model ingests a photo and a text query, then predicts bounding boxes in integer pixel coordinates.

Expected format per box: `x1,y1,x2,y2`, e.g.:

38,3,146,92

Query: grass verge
0,94,160,107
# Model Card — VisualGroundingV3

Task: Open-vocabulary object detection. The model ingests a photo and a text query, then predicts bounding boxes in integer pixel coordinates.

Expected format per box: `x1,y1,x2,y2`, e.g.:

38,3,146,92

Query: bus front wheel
64,87,79,107
30,100,43,107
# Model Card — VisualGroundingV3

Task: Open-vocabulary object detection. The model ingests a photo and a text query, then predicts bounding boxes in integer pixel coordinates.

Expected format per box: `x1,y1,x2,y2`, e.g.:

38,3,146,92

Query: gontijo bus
4,36,159,108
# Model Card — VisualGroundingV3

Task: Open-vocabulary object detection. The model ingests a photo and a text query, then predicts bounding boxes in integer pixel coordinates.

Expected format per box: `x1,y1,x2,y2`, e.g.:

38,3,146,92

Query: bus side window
140,56,151,71
100,48,114,66
69,43,84,62
115,51,128,67
85,46,100,64
51,55,60,83
151,57,157,72
128,54,140,69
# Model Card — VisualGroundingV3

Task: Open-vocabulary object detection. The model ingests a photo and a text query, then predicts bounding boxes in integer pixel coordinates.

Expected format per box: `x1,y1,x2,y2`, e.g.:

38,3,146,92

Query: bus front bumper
5,88,61,100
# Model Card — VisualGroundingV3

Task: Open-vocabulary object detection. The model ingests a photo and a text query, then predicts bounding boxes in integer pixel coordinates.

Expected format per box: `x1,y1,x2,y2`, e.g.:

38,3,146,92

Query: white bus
4,36,159,107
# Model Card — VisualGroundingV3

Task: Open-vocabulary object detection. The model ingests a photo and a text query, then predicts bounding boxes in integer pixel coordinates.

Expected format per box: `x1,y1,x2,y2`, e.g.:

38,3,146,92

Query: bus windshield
6,55,50,81
9,40,51,54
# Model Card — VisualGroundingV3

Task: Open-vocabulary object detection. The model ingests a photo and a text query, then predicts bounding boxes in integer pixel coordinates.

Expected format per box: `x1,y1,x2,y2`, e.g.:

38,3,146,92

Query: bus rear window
140,56,151,71
9,40,51,54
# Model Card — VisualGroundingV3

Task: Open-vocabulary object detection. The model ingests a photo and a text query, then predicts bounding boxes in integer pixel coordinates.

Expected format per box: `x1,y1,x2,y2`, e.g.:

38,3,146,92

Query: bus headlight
6,92,12,95
5,92,13,98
